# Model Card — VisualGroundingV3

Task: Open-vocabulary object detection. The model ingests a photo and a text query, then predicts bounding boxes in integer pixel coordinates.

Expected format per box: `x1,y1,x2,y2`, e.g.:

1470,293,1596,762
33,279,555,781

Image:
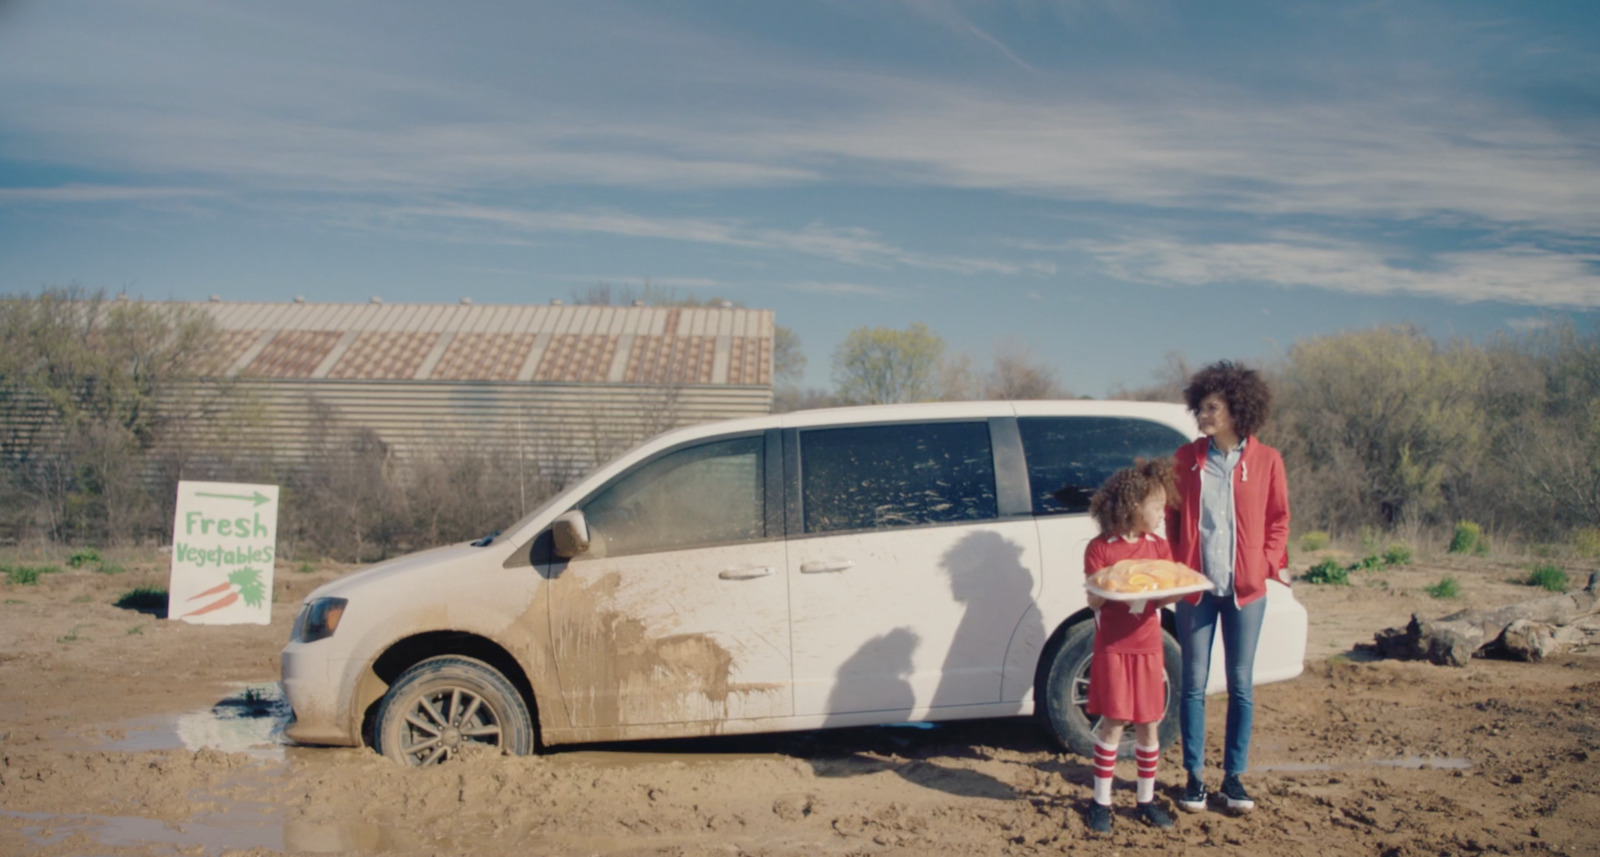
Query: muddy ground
1,548,1597,856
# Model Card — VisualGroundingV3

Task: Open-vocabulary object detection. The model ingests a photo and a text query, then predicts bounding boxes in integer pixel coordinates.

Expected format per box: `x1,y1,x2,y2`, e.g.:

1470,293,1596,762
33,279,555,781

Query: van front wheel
1039,619,1182,759
374,656,535,766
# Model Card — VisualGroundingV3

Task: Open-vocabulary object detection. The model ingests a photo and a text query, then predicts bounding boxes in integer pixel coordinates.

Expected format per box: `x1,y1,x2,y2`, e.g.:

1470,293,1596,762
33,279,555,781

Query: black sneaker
1085,801,1113,833
1221,774,1255,812
1137,801,1174,829
1177,773,1208,813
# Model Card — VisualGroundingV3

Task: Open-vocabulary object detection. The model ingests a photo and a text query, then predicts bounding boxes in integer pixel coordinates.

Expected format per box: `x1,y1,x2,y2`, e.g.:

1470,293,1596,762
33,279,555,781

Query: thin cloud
1505,316,1557,333
0,184,214,203
7,9,1597,237
1083,236,1600,308
736,87,1600,237
367,201,1050,277
893,0,1038,71
789,280,904,299
3,0,1596,299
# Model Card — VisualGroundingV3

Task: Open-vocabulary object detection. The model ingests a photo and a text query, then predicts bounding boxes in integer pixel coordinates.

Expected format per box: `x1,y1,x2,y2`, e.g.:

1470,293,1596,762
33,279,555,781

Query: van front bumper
281,644,361,747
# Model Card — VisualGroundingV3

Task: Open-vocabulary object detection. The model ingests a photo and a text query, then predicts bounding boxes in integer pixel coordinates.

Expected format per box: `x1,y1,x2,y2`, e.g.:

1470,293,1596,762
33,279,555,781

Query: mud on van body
280,401,1307,765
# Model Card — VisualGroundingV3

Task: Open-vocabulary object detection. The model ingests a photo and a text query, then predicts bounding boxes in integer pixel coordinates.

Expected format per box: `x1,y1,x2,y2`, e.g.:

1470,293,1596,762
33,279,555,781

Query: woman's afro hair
1183,360,1273,438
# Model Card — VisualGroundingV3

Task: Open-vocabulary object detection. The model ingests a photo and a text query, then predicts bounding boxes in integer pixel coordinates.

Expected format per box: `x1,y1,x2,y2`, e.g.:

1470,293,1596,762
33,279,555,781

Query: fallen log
1494,619,1588,662
1371,572,1599,666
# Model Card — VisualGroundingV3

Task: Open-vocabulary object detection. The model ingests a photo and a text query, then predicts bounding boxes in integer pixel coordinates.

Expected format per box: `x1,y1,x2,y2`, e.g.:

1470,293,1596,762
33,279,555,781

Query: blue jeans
1177,592,1266,777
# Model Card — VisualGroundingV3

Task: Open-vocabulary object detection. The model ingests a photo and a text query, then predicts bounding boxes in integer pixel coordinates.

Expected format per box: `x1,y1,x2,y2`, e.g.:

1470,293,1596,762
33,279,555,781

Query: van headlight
294,597,347,643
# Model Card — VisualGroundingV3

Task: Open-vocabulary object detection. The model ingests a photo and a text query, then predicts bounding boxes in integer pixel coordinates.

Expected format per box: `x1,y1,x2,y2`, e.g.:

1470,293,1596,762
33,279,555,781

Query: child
1079,458,1182,833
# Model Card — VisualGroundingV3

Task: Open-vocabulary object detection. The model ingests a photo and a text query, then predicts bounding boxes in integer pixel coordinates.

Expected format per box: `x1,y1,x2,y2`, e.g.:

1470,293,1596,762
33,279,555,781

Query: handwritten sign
167,481,280,625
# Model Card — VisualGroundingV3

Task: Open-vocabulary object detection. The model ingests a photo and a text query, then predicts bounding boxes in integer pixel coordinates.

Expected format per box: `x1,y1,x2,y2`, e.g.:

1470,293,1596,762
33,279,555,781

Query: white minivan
281,401,1307,765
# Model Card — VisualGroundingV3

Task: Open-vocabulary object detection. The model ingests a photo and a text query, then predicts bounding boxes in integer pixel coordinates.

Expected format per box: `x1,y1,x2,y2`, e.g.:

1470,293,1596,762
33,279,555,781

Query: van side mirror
551,510,590,558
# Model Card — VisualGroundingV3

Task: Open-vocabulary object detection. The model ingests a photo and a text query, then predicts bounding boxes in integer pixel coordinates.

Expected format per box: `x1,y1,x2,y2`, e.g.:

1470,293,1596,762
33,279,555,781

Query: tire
1038,619,1182,760
373,655,536,766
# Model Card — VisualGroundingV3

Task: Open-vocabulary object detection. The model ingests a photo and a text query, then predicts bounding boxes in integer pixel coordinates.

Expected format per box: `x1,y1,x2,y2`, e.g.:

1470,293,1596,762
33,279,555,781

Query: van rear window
1018,417,1188,514
800,422,997,533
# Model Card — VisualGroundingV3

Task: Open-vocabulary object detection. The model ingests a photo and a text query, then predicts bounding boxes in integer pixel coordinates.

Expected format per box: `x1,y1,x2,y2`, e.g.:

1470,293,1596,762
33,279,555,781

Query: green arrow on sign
194,490,271,507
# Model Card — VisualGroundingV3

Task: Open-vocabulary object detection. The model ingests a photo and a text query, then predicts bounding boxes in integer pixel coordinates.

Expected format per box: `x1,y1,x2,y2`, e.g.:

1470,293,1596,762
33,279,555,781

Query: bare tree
772,386,839,414
983,342,1065,400
1109,350,1190,402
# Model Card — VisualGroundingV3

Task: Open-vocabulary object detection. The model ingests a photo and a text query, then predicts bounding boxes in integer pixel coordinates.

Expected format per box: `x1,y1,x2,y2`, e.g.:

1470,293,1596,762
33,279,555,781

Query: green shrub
296,561,315,574
1303,559,1350,585
1526,564,1569,592
5,565,59,585
95,560,125,575
67,547,102,568
1300,531,1331,552
1473,536,1491,557
1449,521,1481,554
1574,527,1600,559
1382,543,1413,566
114,586,168,615
1425,576,1461,599
1351,554,1384,571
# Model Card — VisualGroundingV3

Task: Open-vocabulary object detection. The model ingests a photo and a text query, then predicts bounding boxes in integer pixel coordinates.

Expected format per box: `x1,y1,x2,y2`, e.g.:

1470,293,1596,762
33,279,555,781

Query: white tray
1086,580,1213,614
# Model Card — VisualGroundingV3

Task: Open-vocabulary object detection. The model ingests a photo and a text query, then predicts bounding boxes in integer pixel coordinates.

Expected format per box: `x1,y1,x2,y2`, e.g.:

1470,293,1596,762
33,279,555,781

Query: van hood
301,542,484,603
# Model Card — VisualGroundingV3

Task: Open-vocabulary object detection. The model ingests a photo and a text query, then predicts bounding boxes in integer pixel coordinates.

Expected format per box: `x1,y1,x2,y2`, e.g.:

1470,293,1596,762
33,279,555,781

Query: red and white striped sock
1092,739,1118,806
1135,743,1160,804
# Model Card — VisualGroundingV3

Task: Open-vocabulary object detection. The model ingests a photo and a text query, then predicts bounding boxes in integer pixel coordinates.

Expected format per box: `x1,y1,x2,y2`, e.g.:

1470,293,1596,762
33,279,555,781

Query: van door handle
718,566,774,580
800,560,855,574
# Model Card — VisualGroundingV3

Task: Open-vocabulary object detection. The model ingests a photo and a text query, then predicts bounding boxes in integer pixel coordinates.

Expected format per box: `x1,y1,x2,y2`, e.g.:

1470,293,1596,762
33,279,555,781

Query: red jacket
1167,436,1290,608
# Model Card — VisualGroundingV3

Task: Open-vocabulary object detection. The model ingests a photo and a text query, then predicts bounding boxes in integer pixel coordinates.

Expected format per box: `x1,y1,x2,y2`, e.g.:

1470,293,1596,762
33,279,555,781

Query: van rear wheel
1039,620,1181,759
374,656,535,766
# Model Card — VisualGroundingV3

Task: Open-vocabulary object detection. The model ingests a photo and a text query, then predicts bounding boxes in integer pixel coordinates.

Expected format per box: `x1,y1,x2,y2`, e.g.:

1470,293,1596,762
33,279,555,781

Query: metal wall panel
149,379,773,479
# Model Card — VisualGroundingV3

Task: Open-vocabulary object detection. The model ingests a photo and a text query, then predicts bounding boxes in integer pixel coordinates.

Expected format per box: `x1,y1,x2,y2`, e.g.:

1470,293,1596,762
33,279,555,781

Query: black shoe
1138,801,1174,828
1085,801,1113,833
1221,774,1255,812
1177,773,1208,813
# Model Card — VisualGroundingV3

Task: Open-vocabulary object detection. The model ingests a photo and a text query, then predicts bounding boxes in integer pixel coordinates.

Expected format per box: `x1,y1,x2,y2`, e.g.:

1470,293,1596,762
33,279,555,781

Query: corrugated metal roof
168,300,772,385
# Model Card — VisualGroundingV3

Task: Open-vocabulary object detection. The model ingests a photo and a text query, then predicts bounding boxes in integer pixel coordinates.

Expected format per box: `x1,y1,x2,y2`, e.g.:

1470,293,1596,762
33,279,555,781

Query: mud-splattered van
281,401,1306,765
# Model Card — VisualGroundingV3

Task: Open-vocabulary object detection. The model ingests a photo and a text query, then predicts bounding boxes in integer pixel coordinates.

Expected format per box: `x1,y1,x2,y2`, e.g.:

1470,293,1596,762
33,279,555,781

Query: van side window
801,422,997,533
1018,417,1189,514
581,436,764,556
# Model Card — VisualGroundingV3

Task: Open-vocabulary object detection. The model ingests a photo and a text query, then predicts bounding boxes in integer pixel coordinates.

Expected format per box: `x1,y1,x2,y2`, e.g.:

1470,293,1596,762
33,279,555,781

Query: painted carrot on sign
182,567,266,618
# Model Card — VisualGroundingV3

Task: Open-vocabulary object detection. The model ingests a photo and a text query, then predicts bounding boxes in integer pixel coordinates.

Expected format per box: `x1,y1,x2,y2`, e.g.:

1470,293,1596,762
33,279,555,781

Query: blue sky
2,0,1597,396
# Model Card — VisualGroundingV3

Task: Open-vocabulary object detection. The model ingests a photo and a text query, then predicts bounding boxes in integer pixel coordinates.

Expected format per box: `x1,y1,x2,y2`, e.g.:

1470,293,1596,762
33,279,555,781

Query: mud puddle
75,682,292,760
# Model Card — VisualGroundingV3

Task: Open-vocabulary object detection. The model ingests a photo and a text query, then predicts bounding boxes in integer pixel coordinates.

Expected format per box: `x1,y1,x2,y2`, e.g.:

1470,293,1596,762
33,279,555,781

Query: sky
2,0,1598,396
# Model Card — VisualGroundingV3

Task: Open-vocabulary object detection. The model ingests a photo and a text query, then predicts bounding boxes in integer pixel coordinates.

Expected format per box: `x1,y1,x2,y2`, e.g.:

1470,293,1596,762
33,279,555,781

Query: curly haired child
1078,458,1183,833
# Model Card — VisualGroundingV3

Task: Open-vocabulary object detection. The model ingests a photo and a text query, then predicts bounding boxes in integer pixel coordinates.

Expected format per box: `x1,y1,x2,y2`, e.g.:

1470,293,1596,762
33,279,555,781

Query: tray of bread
1086,558,1213,612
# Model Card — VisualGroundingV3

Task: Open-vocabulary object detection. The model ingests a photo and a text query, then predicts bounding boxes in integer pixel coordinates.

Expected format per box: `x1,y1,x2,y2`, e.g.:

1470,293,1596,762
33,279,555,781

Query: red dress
1083,533,1171,724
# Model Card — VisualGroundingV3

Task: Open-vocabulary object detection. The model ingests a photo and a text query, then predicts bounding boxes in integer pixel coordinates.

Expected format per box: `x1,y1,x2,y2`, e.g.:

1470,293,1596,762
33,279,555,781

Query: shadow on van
789,530,1056,800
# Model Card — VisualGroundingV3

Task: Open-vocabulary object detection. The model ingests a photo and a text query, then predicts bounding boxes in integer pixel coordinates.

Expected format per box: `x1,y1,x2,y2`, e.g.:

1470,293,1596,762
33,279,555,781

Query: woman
1167,361,1289,814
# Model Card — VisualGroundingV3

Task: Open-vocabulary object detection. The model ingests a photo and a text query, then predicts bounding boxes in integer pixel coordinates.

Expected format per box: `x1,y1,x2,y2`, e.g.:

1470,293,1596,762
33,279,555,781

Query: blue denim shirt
1199,437,1246,598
